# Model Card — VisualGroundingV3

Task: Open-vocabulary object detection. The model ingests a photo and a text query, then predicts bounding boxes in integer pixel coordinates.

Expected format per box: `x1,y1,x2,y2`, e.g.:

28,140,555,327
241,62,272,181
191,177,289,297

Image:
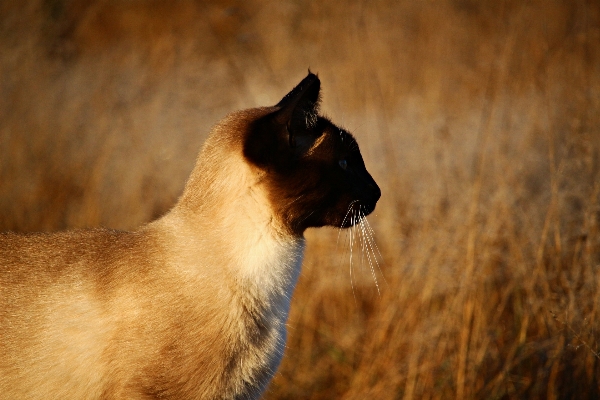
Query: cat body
0,73,380,399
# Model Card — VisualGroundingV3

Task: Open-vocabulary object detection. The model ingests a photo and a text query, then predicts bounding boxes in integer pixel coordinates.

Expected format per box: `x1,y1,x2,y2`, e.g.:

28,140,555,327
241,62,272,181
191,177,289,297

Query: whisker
336,200,360,246
335,202,359,304
335,217,358,304
349,209,357,303
285,194,305,208
336,200,384,300
361,215,384,262
357,208,381,296
360,213,388,288
298,210,315,224
359,212,367,275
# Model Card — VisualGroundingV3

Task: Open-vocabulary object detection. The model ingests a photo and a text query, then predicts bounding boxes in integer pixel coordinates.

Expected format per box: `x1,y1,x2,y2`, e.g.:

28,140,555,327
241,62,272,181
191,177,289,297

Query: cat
0,72,380,399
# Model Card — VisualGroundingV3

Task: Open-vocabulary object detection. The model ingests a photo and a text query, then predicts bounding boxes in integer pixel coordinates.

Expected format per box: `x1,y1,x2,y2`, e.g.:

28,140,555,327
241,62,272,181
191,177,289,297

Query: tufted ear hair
274,71,321,148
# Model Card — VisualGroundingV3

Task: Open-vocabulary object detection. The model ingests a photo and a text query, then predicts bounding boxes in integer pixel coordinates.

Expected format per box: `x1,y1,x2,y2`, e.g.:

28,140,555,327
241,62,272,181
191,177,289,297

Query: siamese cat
0,73,380,399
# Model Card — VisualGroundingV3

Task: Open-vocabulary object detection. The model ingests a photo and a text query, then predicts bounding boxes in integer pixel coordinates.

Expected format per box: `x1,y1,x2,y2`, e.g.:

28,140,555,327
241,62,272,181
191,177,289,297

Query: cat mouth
339,200,377,228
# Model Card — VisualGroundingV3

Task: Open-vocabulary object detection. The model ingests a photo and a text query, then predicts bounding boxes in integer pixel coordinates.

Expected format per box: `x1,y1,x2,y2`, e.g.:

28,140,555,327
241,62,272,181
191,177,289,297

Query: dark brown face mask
243,72,381,235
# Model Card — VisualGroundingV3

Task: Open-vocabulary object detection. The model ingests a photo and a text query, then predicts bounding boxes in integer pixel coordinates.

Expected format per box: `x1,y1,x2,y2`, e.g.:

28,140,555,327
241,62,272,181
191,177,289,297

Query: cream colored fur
0,108,304,399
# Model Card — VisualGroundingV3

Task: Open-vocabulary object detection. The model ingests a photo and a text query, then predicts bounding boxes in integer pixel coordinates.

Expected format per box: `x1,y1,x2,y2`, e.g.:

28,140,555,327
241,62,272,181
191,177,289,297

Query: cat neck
150,144,305,307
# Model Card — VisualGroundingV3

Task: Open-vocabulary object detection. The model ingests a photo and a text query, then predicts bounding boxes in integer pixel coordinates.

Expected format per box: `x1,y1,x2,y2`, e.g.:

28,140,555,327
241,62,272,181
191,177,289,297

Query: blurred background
1,0,600,398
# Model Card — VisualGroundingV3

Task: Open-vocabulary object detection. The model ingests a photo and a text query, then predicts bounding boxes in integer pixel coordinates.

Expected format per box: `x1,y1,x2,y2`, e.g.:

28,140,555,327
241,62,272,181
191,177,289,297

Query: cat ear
243,72,322,167
274,72,321,147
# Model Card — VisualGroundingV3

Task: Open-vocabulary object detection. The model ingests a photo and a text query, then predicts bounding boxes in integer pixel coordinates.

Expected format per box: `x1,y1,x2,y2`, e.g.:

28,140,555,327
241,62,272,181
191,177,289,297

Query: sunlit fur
0,74,379,399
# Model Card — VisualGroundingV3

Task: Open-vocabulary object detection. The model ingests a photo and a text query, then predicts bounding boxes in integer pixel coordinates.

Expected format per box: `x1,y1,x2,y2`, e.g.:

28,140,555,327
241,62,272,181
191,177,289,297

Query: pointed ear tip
306,70,320,82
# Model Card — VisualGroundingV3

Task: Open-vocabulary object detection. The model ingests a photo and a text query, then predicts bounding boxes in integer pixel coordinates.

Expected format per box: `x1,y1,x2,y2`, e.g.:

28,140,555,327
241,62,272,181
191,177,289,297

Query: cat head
243,72,381,235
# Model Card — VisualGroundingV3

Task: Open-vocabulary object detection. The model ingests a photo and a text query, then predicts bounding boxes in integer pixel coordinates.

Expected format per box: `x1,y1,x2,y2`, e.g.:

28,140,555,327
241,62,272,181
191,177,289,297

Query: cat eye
339,159,347,170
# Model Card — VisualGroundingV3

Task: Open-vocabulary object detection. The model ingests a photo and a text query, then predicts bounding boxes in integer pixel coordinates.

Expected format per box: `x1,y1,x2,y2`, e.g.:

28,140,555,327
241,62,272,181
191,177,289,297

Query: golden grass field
1,0,600,398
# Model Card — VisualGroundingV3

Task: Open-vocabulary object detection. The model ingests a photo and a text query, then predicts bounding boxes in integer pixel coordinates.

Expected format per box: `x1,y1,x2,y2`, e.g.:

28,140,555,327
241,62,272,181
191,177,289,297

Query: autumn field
1,0,600,398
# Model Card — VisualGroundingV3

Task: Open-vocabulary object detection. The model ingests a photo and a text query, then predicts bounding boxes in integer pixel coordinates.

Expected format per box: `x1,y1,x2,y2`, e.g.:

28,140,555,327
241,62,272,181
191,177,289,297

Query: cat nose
368,182,381,203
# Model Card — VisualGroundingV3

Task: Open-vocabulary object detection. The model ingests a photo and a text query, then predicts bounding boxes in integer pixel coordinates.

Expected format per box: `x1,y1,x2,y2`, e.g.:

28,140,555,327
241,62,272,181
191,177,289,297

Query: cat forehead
302,123,358,158
337,128,357,148
325,124,358,151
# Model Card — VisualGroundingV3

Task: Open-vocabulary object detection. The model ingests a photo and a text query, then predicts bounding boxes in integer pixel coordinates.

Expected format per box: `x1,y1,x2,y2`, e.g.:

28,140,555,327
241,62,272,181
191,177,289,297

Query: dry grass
1,0,600,398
